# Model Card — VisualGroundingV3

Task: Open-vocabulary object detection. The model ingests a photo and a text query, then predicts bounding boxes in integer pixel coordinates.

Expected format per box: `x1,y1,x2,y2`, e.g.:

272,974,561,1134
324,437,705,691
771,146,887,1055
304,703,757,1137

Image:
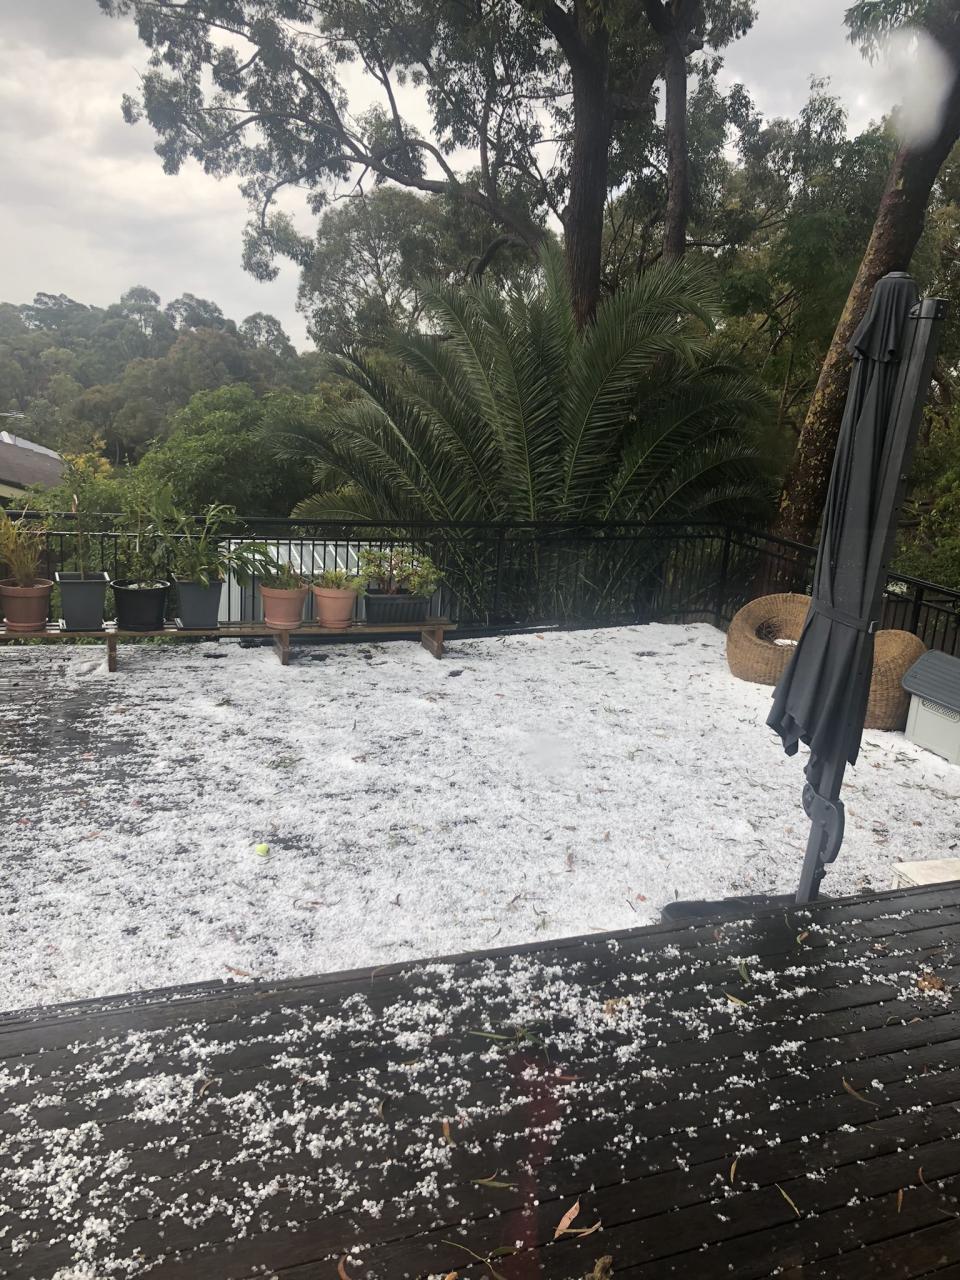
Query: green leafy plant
165,503,274,586
0,511,44,587
313,567,363,591
357,547,440,597
260,561,306,590
113,482,174,587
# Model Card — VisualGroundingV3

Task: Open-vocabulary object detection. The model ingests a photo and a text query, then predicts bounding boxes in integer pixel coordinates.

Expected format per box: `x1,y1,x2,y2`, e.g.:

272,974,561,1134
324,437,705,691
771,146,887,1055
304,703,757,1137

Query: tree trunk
662,37,690,262
775,42,960,546
565,54,611,327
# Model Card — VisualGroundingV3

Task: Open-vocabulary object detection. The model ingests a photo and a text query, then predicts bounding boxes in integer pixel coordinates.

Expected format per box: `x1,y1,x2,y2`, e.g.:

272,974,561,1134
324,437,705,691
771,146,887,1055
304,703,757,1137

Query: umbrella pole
796,753,848,904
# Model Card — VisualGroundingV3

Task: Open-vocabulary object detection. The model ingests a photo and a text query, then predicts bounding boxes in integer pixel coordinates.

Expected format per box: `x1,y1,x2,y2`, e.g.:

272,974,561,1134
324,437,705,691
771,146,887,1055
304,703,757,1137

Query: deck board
3,883,960,1278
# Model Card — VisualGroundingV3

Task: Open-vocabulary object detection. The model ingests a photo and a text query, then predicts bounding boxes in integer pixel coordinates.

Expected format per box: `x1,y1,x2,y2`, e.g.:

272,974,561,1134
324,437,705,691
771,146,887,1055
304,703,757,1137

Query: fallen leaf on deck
796,930,810,944
473,1176,517,1190
776,1184,801,1217
729,1158,738,1183
563,1219,602,1238
587,1260,614,1280
604,997,630,1018
224,965,253,978
917,972,946,993
724,992,748,1006
555,1198,581,1237
442,1119,455,1145
337,1258,355,1280
897,1188,904,1214
842,1077,880,1107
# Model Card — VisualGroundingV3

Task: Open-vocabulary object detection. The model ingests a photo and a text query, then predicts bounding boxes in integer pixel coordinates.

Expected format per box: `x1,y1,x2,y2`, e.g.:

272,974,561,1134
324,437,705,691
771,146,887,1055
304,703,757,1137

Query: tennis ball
254,843,270,857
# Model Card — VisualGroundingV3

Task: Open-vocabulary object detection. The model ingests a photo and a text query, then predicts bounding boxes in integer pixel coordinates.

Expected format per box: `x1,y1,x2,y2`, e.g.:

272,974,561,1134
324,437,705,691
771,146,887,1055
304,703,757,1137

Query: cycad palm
282,250,769,528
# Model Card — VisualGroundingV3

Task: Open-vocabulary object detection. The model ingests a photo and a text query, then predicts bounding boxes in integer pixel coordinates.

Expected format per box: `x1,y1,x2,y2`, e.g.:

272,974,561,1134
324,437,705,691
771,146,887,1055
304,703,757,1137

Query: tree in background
98,0,755,324
776,0,960,544
136,386,319,516
298,187,531,347
278,249,771,526
0,289,302,462
717,86,896,450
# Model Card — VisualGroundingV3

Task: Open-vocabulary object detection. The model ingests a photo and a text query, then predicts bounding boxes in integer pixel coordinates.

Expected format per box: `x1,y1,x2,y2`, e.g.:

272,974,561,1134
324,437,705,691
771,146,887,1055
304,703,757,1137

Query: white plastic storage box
902,649,960,764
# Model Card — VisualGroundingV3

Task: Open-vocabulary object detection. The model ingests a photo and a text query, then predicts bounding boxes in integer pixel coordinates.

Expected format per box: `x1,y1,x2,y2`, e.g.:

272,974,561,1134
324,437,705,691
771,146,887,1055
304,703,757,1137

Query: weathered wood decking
3,883,960,1278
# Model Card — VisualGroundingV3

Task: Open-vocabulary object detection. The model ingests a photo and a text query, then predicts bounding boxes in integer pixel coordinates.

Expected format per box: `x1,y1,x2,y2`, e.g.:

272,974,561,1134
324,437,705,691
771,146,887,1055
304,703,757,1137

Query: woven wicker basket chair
866,630,927,731
726,593,811,686
727,593,926,731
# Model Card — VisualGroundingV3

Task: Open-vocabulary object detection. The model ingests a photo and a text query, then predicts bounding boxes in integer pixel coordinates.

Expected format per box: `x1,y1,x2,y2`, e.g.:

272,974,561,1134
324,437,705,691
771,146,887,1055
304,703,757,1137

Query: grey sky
0,1,907,351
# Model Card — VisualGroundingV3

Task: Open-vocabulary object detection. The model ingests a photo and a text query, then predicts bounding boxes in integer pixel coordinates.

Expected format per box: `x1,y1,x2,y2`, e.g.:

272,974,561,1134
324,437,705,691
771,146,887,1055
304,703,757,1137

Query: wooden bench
0,617,456,670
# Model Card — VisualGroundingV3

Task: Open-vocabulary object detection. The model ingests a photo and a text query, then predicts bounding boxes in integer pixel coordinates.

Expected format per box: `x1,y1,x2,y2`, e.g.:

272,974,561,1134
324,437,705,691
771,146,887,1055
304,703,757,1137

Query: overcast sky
0,1,912,351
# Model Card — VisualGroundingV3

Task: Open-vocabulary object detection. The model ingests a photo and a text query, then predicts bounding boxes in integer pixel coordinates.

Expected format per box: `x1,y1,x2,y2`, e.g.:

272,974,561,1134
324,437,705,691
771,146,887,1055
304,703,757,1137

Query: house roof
902,648,960,712
0,431,64,492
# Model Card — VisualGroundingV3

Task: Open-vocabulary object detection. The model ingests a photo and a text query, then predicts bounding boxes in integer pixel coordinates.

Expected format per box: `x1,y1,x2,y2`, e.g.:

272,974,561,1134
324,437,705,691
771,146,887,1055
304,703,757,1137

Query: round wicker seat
866,630,927,731
726,593,811,686
727,594,927,732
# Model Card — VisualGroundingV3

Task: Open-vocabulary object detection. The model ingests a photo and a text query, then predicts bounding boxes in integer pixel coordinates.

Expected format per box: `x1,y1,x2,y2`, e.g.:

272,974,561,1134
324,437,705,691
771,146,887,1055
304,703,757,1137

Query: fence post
909,582,925,638
491,526,506,623
715,525,733,628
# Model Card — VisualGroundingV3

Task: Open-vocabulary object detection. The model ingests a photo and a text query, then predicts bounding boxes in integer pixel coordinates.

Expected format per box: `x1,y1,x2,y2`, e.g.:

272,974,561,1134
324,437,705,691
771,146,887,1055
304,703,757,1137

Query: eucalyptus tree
297,186,531,347
776,0,960,545
97,0,755,326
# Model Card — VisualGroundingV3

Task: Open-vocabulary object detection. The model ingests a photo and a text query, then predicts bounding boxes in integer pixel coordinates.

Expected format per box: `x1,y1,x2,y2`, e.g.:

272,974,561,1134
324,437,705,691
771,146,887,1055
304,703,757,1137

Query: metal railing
23,516,960,653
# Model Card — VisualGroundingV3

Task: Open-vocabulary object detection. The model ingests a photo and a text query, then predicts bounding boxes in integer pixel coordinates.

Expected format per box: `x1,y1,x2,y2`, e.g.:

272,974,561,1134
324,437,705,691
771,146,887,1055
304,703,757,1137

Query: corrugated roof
0,435,64,491
902,649,960,711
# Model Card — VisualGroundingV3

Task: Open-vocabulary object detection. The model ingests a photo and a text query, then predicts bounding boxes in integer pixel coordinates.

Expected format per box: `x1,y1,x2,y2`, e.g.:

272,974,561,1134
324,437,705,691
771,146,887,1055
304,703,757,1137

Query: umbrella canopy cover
767,272,920,772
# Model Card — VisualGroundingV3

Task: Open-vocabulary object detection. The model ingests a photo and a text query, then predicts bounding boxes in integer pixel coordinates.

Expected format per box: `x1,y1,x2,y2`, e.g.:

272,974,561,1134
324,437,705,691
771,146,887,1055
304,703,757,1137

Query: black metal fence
25,515,960,654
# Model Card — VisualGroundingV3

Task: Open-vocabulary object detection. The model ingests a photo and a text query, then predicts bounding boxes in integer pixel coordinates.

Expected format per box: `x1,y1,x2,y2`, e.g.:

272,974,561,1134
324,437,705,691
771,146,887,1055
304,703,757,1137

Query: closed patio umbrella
768,273,948,903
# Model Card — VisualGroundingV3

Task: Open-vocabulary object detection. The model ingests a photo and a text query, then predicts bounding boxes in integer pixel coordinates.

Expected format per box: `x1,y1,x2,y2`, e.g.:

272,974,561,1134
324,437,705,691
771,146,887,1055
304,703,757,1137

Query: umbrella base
660,894,798,925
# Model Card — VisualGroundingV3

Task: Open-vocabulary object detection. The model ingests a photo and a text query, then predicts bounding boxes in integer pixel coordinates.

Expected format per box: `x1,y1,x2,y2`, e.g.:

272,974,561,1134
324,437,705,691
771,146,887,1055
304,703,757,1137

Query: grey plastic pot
175,578,223,630
111,580,169,631
363,590,429,625
55,571,110,631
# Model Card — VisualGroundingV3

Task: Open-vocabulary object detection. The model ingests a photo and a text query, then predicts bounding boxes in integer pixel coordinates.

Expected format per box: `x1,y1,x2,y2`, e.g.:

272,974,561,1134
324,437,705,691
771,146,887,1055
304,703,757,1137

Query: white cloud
0,0,932,354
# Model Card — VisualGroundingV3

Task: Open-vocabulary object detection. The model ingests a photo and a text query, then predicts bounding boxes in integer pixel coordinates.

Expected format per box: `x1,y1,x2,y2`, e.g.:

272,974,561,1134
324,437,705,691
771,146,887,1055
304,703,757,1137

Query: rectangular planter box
364,592,429,625
55,572,110,632
175,578,223,630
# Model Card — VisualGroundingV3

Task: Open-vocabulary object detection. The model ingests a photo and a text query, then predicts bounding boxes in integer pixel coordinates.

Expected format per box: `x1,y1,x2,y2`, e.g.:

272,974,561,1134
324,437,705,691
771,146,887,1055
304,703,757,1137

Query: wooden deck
3,883,960,1278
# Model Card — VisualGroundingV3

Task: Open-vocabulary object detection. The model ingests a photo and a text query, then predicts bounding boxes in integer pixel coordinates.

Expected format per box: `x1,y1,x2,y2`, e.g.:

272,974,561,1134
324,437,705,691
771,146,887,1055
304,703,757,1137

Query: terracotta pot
311,585,357,629
261,584,307,629
0,578,54,633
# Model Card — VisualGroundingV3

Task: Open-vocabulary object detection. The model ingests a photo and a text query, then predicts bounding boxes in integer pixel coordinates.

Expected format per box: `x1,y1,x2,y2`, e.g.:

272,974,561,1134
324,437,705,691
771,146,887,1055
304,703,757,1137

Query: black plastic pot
55,571,110,631
364,590,429,624
174,578,223,630
111,580,169,631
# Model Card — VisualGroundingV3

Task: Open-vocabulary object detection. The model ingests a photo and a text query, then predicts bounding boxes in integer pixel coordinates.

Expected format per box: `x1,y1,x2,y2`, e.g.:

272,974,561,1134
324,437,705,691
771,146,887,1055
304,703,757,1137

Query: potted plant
259,561,308,629
0,511,53,632
111,489,172,631
166,504,273,630
55,483,110,631
358,547,440,624
310,567,362,629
